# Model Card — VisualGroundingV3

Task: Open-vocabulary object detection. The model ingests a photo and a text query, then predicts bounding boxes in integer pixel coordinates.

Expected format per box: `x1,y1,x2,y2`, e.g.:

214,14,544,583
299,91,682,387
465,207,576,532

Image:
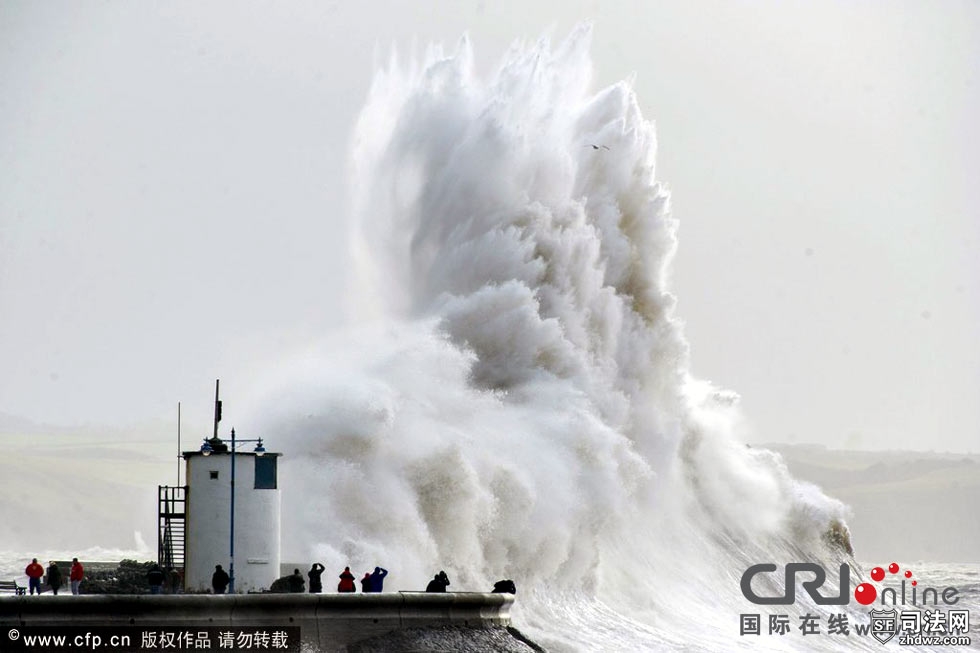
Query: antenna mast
177,401,182,486
213,379,222,440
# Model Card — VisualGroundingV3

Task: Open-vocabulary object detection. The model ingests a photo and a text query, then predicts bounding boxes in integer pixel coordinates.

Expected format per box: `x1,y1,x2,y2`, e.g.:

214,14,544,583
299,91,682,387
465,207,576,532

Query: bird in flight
588,144,610,150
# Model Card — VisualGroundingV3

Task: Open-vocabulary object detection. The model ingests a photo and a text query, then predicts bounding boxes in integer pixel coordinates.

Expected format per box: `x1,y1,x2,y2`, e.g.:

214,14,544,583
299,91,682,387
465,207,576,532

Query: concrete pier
0,592,514,651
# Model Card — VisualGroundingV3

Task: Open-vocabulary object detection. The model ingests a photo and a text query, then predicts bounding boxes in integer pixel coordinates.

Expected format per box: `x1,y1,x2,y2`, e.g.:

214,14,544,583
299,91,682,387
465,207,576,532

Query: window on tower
255,456,277,489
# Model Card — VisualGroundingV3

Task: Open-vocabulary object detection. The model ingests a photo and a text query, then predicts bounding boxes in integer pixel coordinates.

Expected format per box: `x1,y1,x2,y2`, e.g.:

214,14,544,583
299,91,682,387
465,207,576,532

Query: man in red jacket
25,558,44,595
70,558,84,595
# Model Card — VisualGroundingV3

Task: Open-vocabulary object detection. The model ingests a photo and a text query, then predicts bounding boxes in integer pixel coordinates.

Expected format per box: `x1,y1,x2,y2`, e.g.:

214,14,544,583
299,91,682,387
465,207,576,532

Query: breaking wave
243,27,853,651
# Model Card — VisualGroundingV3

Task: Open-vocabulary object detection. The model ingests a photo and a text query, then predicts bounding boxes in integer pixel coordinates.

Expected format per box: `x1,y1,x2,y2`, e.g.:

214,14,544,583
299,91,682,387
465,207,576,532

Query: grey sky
1,1,977,452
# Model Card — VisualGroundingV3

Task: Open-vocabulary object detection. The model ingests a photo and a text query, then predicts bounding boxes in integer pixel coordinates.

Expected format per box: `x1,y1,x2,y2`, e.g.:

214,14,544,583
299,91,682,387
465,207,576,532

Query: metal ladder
158,485,186,574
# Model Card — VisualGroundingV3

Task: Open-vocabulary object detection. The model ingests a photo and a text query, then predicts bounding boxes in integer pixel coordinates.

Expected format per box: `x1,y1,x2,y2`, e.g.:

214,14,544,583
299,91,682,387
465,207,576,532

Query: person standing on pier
368,566,388,592
288,569,305,593
211,565,230,594
70,558,84,595
308,563,325,594
46,561,63,595
168,567,182,594
337,567,356,592
25,559,44,595
147,564,166,594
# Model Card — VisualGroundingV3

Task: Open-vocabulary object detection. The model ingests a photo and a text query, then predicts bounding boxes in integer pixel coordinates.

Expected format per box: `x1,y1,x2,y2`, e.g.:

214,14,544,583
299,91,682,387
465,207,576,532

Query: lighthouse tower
181,431,282,593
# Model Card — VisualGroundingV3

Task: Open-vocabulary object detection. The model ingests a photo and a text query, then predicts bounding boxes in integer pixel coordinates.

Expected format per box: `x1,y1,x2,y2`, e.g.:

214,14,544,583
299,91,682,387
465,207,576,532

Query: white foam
242,27,850,650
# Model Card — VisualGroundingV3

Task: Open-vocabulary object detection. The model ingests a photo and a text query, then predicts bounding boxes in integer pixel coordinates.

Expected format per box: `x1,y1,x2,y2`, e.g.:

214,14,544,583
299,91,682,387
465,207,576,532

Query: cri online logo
741,562,961,606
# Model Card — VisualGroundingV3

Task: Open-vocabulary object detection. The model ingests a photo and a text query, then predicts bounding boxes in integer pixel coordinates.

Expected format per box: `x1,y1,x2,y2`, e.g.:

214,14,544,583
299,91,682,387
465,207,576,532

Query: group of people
26,557,507,597
426,570,451,592
147,564,183,594
304,565,389,593
222,564,506,595
23,558,85,595
287,565,455,594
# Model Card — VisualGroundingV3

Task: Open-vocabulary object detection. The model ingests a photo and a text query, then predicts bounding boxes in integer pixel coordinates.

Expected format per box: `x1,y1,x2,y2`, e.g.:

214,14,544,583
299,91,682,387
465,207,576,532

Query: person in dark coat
46,562,63,595
211,565,230,594
168,567,182,594
492,579,516,594
25,559,44,595
337,567,356,593
308,563,325,594
425,570,450,593
360,572,372,592
368,566,388,593
147,564,166,594
288,568,305,593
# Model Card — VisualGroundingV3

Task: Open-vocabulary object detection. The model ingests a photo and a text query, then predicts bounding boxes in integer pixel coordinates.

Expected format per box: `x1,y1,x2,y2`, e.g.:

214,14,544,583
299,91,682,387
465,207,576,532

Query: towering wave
244,27,851,650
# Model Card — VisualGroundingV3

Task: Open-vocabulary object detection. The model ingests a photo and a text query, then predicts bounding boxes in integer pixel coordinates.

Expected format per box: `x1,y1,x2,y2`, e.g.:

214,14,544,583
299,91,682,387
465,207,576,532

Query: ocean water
3,28,976,652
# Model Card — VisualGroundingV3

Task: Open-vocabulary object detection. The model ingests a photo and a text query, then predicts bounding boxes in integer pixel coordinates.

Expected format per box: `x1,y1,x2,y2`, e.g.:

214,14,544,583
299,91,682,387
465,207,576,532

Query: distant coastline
762,444,980,563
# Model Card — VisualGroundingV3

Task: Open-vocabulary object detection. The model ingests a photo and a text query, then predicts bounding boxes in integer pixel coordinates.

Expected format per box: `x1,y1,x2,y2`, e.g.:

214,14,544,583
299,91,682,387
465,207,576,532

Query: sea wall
0,592,514,652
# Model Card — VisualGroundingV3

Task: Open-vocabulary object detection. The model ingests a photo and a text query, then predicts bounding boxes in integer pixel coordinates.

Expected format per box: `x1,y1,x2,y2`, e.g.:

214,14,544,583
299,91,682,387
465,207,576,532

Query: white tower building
181,432,282,594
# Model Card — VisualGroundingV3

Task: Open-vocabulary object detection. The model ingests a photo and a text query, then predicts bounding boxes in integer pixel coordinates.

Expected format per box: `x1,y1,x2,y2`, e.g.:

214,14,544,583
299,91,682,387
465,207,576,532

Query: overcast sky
1,1,977,453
